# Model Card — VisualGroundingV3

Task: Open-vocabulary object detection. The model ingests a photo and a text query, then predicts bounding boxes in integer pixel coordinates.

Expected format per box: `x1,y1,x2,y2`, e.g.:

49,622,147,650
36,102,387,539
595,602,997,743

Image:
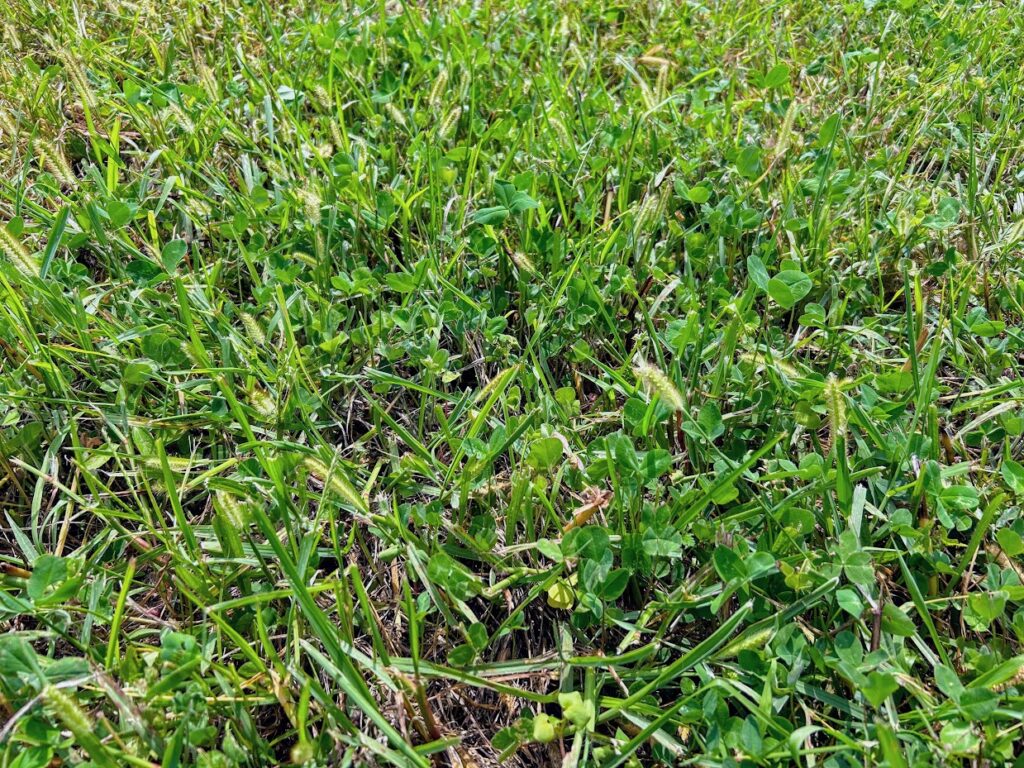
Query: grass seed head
509,250,535,274
249,387,277,420
43,685,93,738
429,69,449,108
168,104,195,134
297,187,323,223
0,106,18,139
384,102,407,129
301,455,366,513
239,311,266,347
312,84,331,110
197,62,219,99
824,375,848,445
438,106,461,139
633,360,685,412
36,140,76,188
0,226,38,278
216,491,251,530
655,64,669,100
61,52,97,109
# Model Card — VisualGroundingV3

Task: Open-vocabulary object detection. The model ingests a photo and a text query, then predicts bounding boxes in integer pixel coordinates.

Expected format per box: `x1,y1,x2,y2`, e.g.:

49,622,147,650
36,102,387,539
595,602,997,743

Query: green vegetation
2,0,1024,765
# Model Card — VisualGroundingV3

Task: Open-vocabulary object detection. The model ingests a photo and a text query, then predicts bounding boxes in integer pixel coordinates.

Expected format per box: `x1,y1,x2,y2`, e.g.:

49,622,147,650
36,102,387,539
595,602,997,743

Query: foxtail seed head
0,226,38,277
437,106,461,139
633,360,685,412
61,52,97,109
823,375,848,445
249,388,277,420
301,455,367,513
216,491,250,530
655,65,669,101
43,685,92,738
298,188,322,223
384,102,407,129
239,311,266,347
428,69,449,108
312,84,331,110
36,140,76,187
509,251,535,274
0,106,18,139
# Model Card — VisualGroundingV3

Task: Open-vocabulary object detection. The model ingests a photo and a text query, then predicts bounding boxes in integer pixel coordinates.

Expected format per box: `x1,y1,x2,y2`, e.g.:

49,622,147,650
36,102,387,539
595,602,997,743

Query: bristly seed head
44,685,93,738
301,455,366,513
633,360,685,412
438,106,461,139
36,140,76,188
509,251,535,274
429,69,449,108
0,106,18,139
60,52,97,109
655,65,669,101
249,387,277,420
297,188,323,223
216,491,250,530
197,62,219,99
384,102,407,129
240,311,266,347
0,226,38,278
168,103,195,134
312,84,331,110
823,375,848,446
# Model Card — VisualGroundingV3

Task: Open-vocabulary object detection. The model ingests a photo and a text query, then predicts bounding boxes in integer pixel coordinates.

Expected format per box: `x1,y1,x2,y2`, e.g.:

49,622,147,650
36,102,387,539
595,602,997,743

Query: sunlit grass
2,1,1024,766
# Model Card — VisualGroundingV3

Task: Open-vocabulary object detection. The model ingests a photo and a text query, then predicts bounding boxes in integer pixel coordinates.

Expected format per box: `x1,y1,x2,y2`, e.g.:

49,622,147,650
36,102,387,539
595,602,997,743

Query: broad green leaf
965,590,1007,630
836,588,863,617
746,255,770,291
686,185,711,204
598,569,630,601
881,603,916,636
861,671,899,707
525,436,562,471
161,239,187,271
713,546,747,582
547,580,575,609
447,644,476,666
934,665,964,702
940,721,979,755
762,64,790,89
1001,460,1024,495
767,270,812,309
939,485,979,510
735,145,762,180
472,206,509,225
427,552,482,602
698,403,724,439
996,528,1024,557
27,555,67,602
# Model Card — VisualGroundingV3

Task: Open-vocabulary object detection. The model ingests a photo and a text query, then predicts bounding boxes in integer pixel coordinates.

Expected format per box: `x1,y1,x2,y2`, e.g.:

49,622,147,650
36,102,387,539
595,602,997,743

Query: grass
2,0,1024,765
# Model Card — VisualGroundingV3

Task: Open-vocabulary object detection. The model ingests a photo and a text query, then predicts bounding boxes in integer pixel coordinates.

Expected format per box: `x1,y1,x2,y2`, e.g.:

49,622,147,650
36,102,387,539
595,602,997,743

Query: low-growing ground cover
2,0,1024,765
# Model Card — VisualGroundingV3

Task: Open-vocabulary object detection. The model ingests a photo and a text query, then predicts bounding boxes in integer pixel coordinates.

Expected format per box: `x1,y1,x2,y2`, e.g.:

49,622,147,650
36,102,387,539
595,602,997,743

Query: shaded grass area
2,0,1024,765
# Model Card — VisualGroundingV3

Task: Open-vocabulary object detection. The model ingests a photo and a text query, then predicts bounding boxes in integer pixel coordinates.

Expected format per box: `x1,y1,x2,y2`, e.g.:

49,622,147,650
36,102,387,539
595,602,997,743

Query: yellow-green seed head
36,140,76,187
438,106,461,139
633,360,685,412
823,375,847,444
0,226,38,277
240,311,266,347
301,455,366,513
216,491,250,530
429,69,449,108
43,685,92,738
250,388,277,420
